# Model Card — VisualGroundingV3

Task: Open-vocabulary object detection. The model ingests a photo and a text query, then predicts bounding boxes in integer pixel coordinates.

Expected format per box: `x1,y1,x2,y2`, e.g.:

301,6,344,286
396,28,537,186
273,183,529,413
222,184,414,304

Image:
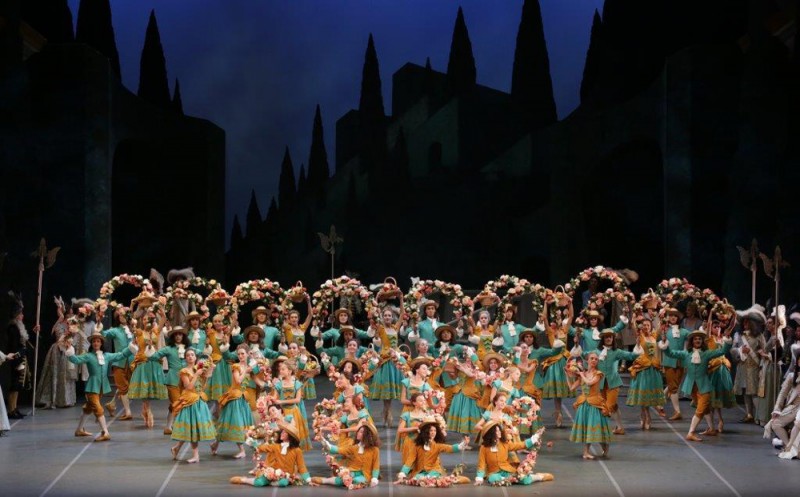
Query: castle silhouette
226,0,800,306
1,0,799,317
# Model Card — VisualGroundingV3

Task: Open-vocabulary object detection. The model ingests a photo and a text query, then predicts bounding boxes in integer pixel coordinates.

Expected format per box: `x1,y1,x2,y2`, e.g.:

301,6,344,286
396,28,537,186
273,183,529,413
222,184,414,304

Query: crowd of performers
3,270,800,487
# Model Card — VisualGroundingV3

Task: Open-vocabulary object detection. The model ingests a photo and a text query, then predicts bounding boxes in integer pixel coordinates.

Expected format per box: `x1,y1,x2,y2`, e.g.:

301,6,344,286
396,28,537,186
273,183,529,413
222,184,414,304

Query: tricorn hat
167,267,195,285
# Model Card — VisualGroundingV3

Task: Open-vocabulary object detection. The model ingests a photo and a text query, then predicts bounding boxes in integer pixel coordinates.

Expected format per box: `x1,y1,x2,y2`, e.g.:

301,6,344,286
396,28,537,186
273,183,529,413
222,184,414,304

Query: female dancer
707,316,737,432
395,416,469,484
473,392,514,443
285,342,319,401
476,352,506,411
205,313,237,417
567,352,611,459
229,422,314,486
467,308,497,360
400,358,435,413
317,423,381,488
0,348,18,435
540,295,576,428
626,316,665,430
432,325,462,408
212,344,255,458
170,348,216,463
128,296,168,428
334,359,370,412
270,357,312,450
317,327,366,367
368,303,405,427
282,293,313,347
446,347,483,435
474,420,552,486
148,326,188,434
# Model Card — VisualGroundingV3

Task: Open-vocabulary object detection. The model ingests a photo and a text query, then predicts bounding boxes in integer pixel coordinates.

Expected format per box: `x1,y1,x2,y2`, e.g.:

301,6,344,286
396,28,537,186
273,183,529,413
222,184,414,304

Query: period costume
36,317,77,408
171,365,217,443
569,371,611,444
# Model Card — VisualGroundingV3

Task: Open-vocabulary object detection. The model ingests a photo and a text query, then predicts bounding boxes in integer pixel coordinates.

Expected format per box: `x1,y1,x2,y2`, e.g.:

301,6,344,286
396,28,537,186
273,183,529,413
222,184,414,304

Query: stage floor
1,379,797,497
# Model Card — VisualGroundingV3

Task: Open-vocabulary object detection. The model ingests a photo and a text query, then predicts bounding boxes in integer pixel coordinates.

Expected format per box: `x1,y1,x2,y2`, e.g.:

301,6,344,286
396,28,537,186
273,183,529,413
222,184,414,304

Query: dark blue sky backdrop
68,0,604,242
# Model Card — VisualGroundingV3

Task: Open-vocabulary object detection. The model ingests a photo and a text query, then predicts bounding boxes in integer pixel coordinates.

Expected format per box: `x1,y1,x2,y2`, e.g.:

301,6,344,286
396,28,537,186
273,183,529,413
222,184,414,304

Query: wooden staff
30,238,60,416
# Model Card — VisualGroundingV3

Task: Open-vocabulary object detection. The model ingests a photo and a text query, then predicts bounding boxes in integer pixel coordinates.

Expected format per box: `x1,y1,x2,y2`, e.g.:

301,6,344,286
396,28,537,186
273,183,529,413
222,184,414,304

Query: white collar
671,325,681,338
357,442,364,454
423,443,431,451
280,442,289,455
96,350,105,365
691,348,702,364
177,344,186,359
598,347,608,360
591,328,600,340
490,445,498,452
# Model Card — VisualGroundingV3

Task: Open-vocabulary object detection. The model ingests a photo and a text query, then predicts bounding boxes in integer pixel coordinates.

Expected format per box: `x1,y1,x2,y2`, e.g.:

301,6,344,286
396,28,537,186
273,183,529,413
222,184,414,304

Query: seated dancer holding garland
474,420,553,486
395,415,471,485
317,422,381,488
230,421,315,487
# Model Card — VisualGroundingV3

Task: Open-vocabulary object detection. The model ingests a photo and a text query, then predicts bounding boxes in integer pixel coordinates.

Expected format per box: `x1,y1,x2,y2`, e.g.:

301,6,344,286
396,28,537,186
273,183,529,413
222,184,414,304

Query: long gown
35,320,77,408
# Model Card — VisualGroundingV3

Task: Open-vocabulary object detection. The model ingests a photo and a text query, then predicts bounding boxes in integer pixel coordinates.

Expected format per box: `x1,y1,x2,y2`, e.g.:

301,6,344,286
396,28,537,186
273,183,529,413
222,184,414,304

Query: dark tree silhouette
358,34,387,173
297,163,307,196
307,105,330,203
75,0,120,77
137,10,170,109
445,6,476,97
171,78,183,114
245,189,262,239
230,214,244,249
278,146,296,211
580,9,604,106
511,0,557,127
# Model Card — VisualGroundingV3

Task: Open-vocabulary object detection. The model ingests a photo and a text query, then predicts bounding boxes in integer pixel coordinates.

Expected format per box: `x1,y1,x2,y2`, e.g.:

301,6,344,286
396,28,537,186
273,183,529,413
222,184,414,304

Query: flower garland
484,275,544,310
510,396,541,428
403,475,460,488
312,397,342,442
152,276,220,317
323,458,368,490
489,427,545,486
94,274,153,318
251,464,304,486
218,278,287,326
312,275,373,321
655,277,700,307
565,266,631,308
404,278,470,321
424,389,447,415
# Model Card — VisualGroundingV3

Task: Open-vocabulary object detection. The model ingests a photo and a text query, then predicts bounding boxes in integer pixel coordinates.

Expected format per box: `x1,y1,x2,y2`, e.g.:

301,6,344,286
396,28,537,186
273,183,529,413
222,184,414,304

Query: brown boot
537,473,555,482
229,476,244,485
74,429,92,437
700,428,718,436
311,477,324,485
94,432,111,442
669,412,682,421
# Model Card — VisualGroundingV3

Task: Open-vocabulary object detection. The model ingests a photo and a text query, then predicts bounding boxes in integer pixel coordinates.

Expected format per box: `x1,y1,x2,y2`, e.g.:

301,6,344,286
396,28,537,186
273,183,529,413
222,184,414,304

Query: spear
29,238,60,416
318,225,344,321
759,246,790,404
736,239,759,306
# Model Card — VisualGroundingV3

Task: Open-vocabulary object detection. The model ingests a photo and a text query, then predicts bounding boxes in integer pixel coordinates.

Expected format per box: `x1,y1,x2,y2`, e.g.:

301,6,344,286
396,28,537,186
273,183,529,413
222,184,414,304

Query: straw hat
420,299,439,310
244,325,265,341
131,290,157,308
598,328,617,339
338,358,362,375
480,419,504,439
360,421,379,440
664,307,682,318
434,325,456,341
169,325,188,339
585,310,602,321
518,328,538,342
251,306,269,319
687,328,708,342
408,357,433,371
186,311,203,323
333,308,352,321
481,352,507,370
87,330,105,345
417,415,445,434
277,421,301,444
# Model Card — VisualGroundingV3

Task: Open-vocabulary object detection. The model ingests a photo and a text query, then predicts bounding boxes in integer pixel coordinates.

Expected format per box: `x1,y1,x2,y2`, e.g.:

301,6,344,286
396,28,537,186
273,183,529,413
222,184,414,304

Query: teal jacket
68,348,133,394
186,327,208,358
101,326,133,368
148,346,185,386
498,323,526,352
662,341,731,395
661,326,690,368
321,327,370,343
585,348,639,389
581,320,626,352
